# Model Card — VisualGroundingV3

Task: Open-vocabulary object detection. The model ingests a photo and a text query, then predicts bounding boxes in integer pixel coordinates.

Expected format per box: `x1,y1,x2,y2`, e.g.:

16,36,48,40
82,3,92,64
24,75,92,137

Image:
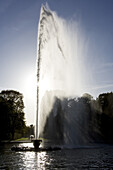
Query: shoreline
0,140,32,144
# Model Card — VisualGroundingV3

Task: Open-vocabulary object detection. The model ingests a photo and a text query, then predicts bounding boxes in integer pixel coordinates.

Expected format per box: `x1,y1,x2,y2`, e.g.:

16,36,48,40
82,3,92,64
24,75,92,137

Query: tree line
1,89,113,143
41,91,113,144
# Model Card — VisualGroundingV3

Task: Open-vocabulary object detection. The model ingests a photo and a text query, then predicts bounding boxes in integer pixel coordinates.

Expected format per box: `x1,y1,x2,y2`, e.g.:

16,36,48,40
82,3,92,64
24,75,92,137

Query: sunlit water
0,143,113,169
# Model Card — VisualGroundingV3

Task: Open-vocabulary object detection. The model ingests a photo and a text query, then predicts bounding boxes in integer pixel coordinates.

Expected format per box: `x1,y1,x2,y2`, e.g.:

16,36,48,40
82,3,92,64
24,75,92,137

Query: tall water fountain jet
37,4,88,147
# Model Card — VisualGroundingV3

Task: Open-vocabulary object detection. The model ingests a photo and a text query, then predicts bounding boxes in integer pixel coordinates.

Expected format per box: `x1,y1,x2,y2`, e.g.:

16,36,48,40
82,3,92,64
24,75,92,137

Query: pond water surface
0,143,113,169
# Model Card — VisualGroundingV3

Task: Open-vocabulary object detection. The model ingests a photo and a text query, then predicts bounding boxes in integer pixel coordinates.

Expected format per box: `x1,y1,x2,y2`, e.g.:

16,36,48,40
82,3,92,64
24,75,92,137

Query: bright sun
21,72,37,125
23,73,37,99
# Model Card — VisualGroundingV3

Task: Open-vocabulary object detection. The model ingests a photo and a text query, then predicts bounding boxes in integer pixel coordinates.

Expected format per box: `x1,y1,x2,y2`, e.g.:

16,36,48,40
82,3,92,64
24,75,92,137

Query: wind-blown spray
36,4,87,145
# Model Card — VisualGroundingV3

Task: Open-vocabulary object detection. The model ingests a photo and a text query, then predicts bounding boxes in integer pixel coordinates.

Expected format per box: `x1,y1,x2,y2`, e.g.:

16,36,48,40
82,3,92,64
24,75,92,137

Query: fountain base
11,139,61,152
32,139,42,149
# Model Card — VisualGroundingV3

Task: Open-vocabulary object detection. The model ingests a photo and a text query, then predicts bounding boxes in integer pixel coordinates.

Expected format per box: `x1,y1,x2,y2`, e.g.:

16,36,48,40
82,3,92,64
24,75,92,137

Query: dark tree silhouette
40,91,113,144
98,92,113,141
0,90,25,140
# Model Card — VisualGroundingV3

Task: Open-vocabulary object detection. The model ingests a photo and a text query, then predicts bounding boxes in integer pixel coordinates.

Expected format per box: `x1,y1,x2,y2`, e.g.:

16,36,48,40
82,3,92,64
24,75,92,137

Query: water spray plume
36,4,86,145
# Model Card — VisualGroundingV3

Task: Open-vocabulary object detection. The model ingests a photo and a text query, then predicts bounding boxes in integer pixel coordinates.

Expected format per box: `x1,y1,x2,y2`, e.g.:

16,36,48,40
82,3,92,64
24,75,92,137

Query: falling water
36,4,89,146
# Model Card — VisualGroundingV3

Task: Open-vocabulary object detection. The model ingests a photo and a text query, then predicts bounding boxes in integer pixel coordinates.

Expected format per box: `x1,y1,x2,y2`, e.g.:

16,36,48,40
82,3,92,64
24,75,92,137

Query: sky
0,0,113,125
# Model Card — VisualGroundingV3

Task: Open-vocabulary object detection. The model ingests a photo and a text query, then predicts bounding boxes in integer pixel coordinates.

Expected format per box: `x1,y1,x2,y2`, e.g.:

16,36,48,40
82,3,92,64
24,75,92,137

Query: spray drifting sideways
36,4,87,147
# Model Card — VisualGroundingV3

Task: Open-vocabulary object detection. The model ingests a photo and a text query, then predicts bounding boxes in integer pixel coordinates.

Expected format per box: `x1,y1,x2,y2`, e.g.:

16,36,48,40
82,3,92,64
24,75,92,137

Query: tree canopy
41,91,113,144
0,90,25,140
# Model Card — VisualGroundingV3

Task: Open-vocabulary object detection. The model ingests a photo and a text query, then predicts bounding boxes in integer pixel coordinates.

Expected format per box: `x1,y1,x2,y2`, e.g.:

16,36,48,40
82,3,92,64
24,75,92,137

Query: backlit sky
0,0,113,125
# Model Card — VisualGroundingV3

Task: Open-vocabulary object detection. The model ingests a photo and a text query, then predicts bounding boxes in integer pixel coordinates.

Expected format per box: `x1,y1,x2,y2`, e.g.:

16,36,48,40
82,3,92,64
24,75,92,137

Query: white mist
36,4,87,145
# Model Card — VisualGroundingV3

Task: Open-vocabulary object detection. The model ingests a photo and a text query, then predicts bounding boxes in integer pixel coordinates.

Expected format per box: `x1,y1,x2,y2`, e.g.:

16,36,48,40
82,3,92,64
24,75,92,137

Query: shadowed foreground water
0,143,113,169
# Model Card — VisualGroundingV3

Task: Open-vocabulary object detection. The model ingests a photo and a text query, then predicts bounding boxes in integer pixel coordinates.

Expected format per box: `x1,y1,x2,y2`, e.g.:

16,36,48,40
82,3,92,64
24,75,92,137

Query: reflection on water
19,151,47,169
20,143,34,148
0,143,113,169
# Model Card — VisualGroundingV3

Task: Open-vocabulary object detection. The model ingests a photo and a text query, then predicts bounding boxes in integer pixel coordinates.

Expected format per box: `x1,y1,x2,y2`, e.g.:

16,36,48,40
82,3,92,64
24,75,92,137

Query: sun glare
22,73,37,125
24,73,37,98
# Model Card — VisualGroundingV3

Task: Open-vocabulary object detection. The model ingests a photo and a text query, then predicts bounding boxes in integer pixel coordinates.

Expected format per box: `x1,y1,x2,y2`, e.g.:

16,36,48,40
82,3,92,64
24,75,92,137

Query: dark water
0,143,113,169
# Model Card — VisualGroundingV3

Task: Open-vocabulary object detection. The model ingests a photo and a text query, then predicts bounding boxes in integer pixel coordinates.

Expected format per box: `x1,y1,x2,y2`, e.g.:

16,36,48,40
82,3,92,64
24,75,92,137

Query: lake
0,143,113,169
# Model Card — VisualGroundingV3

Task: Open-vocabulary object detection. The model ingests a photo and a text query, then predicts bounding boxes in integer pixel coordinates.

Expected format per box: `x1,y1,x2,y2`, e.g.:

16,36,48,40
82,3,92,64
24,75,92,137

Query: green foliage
0,90,25,141
23,125,35,138
15,138,29,141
